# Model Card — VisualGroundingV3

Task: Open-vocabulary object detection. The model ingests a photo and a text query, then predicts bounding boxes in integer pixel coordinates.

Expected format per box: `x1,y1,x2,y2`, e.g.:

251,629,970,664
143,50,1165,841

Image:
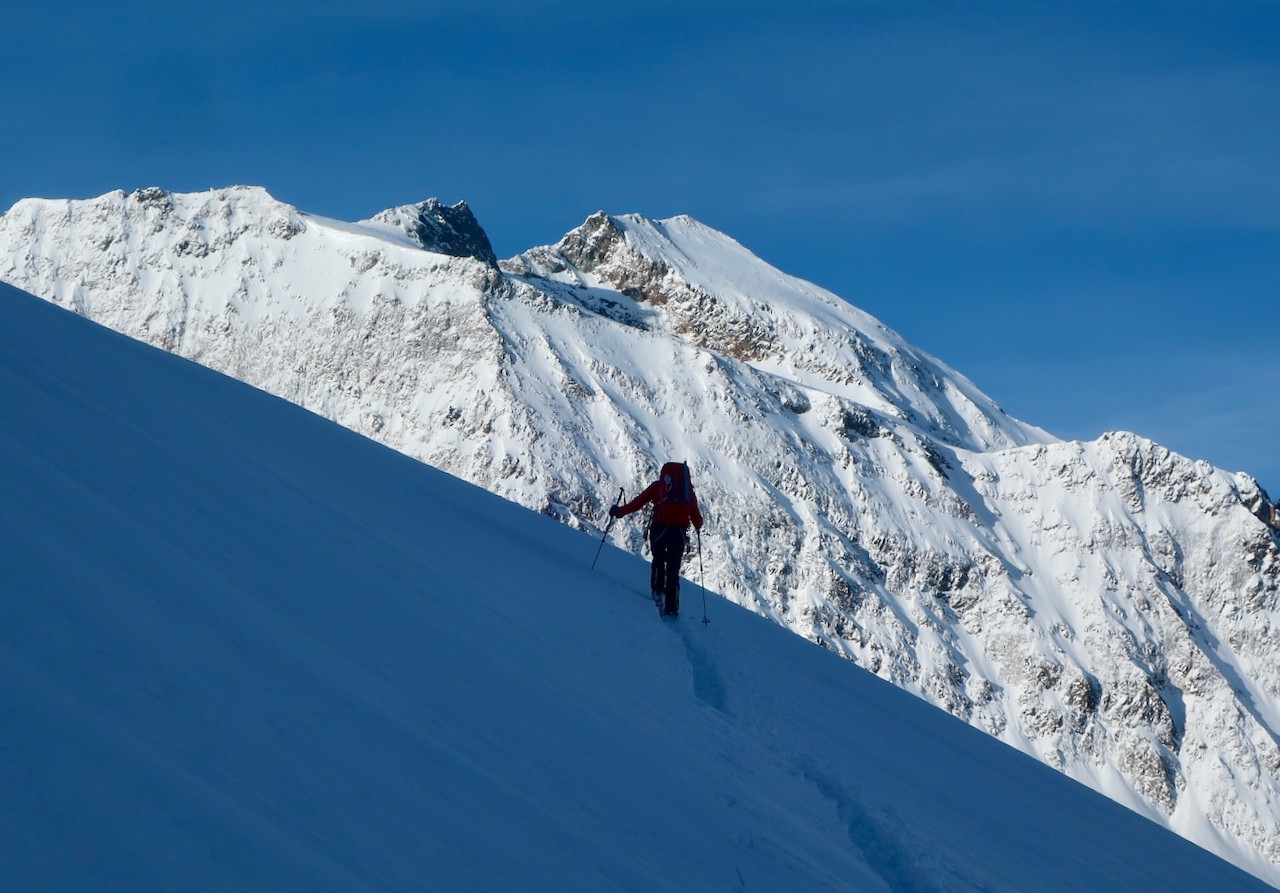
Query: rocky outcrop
368,198,498,266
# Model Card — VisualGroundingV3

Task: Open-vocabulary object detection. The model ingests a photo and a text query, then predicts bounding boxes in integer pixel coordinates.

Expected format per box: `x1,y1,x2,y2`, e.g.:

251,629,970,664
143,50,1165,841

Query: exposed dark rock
371,199,498,266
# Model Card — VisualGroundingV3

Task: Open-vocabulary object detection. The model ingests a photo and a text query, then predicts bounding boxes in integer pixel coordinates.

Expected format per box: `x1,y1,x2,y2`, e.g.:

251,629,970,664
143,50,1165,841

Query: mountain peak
365,198,498,266
556,210,628,267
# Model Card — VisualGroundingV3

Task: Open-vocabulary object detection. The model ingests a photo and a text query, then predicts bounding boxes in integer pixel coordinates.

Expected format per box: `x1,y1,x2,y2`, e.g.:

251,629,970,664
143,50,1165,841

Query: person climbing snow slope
610,462,704,617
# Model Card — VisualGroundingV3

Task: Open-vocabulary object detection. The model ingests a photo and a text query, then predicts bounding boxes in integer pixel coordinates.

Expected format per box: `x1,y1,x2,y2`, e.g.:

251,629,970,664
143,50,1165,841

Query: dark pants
649,524,687,610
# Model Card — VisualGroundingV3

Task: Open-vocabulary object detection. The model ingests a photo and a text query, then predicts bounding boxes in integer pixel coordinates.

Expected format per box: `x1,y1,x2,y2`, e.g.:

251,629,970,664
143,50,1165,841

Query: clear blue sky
3,1,1277,496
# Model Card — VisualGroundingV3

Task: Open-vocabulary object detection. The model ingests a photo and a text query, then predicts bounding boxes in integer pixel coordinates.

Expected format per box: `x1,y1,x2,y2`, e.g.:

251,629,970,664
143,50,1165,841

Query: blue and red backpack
653,461,700,528
660,461,692,504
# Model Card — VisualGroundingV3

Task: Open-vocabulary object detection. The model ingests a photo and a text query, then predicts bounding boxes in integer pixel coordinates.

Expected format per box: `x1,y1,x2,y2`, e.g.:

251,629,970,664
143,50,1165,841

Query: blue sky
3,1,1277,495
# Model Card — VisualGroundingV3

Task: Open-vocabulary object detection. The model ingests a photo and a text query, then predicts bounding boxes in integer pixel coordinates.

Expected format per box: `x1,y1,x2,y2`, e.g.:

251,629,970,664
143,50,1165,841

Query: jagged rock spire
368,198,498,266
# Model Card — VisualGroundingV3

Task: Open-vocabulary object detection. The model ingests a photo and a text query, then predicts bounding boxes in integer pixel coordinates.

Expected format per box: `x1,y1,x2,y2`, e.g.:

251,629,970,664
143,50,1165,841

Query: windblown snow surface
0,282,1271,890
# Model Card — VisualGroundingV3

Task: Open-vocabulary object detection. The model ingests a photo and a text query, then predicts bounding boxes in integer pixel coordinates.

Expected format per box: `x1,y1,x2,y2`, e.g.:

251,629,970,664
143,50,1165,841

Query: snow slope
3,187,1279,884
1,281,1272,891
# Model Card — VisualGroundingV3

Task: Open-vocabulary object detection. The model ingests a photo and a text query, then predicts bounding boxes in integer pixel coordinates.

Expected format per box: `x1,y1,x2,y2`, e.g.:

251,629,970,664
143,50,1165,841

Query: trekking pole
697,528,710,625
591,487,625,570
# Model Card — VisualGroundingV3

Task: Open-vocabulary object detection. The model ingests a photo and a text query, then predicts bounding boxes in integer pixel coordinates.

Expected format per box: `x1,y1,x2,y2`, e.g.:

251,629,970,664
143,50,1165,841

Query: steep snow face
962,436,1280,862
3,187,1279,884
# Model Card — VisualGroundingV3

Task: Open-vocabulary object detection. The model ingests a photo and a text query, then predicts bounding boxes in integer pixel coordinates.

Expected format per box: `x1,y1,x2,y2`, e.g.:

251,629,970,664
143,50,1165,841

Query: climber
610,462,703,617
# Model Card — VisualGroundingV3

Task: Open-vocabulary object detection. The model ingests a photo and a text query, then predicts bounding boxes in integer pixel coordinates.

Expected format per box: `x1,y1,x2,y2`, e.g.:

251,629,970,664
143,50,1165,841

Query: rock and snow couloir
2,186,1278,884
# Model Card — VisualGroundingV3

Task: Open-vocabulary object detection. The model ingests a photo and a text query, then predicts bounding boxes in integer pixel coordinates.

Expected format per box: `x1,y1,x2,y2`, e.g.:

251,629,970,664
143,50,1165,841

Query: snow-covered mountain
3,186,1278,885
1,279,1272,892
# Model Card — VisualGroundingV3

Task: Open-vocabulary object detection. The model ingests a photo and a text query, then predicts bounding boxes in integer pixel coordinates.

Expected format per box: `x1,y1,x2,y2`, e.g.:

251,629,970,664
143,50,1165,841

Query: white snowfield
2,187,1279,885
0,282,1271,892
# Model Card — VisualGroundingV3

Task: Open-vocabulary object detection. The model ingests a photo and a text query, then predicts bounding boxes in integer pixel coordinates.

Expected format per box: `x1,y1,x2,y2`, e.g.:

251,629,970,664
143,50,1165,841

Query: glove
608,506,620,518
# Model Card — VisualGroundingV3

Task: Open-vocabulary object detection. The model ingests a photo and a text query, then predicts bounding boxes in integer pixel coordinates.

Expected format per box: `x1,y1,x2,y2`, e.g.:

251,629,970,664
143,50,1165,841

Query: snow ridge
2,186,1278,885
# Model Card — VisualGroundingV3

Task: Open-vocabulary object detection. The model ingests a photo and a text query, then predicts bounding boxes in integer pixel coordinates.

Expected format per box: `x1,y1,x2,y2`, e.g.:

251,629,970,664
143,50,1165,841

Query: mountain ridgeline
3,186,1279,883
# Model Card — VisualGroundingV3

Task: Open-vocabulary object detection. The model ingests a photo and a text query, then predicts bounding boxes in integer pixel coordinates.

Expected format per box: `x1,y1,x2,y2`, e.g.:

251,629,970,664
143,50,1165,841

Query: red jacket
615,464,703,530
